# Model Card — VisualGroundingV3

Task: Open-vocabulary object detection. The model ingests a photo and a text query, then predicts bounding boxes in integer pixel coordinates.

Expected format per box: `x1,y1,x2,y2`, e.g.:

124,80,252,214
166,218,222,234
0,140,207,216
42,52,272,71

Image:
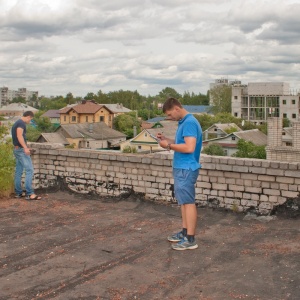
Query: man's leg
23,155,34,196
183,204,197,236
181,205,187,229
14,150,24,195
172,204,198,250
15,150,34,196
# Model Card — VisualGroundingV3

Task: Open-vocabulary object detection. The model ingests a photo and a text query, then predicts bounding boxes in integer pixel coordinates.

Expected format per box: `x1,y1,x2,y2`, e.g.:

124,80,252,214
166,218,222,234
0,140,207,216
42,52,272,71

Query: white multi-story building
0,87,38,107
232,82,299,124
209,78,245,105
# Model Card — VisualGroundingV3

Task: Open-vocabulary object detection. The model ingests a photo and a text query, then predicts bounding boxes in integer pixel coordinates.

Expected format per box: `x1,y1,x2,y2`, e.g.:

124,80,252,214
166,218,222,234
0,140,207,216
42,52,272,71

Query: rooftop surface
0,190,299,300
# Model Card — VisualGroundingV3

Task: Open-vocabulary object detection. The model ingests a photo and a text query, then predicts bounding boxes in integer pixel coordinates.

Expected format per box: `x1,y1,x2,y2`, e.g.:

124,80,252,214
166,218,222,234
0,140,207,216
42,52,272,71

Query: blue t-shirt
12,119,27,147
173,114,202,171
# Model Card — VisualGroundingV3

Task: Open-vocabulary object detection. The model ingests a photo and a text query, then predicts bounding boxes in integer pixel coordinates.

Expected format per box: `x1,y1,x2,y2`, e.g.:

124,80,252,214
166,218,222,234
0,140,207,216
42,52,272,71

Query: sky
1,0,300,98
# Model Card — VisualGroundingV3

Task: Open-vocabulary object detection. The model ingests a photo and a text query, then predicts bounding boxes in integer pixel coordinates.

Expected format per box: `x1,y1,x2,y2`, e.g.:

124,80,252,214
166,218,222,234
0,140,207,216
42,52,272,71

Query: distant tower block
292,121,300,149
268,117,282,147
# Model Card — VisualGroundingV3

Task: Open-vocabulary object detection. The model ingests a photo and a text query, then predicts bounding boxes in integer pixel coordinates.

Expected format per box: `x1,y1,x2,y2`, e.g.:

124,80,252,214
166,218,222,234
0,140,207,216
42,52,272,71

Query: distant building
232,82,299,124
0,103,38,116
41,110,60,125
0,87,38,107
209,78,245,105
48,122,127,149
36,132,69,146
101,103,131,117
59,100,114,128
120,120,178,153
203,123,242,140
202,129,267,156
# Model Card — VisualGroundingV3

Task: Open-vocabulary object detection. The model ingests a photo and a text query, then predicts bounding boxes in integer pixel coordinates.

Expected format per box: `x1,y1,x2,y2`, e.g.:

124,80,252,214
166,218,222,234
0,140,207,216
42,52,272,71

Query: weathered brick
241,199,258,207
212,183,227,190
245,187,262,194
276,176,295,184
281,190,298,198
230,185,245,192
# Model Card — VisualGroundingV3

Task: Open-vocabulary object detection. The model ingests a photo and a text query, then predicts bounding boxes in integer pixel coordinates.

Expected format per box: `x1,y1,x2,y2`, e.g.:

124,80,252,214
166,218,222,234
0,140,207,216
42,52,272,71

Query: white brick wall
29,143,300,215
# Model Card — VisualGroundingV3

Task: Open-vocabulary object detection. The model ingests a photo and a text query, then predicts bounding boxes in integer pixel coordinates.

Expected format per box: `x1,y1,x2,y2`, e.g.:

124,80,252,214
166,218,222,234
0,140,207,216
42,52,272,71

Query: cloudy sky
1,0,300,98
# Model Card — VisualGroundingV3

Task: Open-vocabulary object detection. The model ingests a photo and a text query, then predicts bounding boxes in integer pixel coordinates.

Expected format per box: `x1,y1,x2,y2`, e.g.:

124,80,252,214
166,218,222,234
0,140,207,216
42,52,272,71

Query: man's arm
159,136,196,153
156,133,175,144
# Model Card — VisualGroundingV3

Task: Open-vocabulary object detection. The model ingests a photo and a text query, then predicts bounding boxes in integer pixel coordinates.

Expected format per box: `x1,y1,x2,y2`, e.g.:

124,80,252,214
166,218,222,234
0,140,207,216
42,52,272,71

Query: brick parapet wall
266,146,300,162
29,143,300,215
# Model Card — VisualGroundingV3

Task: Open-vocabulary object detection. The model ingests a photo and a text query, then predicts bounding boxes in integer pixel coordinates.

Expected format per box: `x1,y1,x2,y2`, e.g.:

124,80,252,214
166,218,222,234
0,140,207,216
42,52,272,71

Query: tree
194,112,241,132
26,126,41,142
84,92,97,100
202,143,225,156
210,85,232,114
113,113,141,138
12,97,26,104
66,92,75,105
32,111,55,132
158,87,182,101
232,139,266,159
182,91,209,105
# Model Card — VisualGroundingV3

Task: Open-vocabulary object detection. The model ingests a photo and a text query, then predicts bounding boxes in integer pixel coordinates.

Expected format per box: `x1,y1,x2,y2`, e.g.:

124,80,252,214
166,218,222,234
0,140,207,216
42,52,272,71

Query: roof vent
88,123,93,133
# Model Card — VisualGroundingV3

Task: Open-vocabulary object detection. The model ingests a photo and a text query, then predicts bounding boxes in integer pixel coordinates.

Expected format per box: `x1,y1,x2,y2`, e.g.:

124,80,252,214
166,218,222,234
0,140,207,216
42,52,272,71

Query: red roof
59,101,108,114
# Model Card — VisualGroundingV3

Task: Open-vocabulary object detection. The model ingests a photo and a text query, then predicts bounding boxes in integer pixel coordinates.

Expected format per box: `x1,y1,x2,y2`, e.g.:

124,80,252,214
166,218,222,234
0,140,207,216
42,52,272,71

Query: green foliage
0,125,15,197
26,126,42,142
241,121,258,131
181,91,209,105
65,143,76,149
138,109,157,120
283,118,290,128
38,87,205,120
202,143,226,156
158,87,182,100
12,97,26,104
195,112,242,131
38,94,78,110
232,139,266,159
257,123,268,135
210,85,232,114
122,146,137,153
113,113,141,138
0,124,9,140
34,116,55,132
224,127,238,134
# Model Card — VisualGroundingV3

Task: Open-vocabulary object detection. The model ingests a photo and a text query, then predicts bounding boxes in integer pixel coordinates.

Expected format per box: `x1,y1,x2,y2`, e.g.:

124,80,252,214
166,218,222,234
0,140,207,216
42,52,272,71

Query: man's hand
159,139,169,148
156,133,165,140
24,148,31,156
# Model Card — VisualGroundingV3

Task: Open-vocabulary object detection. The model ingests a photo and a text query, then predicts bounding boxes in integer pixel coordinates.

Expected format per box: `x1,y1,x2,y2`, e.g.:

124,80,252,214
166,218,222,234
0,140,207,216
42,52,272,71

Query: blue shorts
173,168,199,205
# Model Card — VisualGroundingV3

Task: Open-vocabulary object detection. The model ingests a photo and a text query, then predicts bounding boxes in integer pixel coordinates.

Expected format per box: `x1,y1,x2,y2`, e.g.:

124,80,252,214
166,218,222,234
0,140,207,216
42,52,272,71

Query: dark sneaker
15,192,25,198
172,237,198,250
167,231,184,242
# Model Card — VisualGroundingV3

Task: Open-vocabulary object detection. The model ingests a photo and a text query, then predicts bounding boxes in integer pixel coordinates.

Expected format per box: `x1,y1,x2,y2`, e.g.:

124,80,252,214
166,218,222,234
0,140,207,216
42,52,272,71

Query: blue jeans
13,148,34,196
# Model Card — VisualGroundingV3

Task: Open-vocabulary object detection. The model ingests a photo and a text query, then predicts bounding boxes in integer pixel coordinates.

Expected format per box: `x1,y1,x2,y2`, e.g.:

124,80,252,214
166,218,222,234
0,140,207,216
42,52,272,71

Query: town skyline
1,0,300,97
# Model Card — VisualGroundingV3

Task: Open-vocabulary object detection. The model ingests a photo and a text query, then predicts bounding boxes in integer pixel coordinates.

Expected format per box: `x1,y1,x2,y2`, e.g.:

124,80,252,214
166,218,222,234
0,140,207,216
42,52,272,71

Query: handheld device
149,134,161,142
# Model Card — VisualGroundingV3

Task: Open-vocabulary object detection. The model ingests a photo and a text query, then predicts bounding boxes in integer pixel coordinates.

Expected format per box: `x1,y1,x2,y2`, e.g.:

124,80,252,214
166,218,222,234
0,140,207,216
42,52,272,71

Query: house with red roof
59,100,114,128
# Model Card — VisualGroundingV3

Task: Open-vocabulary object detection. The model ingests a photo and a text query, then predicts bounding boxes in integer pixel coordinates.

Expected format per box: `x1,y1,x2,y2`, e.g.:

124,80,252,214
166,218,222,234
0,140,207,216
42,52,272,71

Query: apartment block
232,82,299,124
0,87,38,107
209,78,245,105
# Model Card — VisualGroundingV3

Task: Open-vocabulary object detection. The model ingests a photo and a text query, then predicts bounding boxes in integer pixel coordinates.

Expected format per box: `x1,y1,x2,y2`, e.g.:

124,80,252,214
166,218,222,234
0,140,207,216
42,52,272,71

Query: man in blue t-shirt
158,98,202,250
11,111,42,200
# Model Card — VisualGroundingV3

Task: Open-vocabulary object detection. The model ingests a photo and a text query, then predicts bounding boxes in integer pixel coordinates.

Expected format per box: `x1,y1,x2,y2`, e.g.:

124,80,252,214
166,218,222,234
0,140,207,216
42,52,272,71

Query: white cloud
0,0,299,97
